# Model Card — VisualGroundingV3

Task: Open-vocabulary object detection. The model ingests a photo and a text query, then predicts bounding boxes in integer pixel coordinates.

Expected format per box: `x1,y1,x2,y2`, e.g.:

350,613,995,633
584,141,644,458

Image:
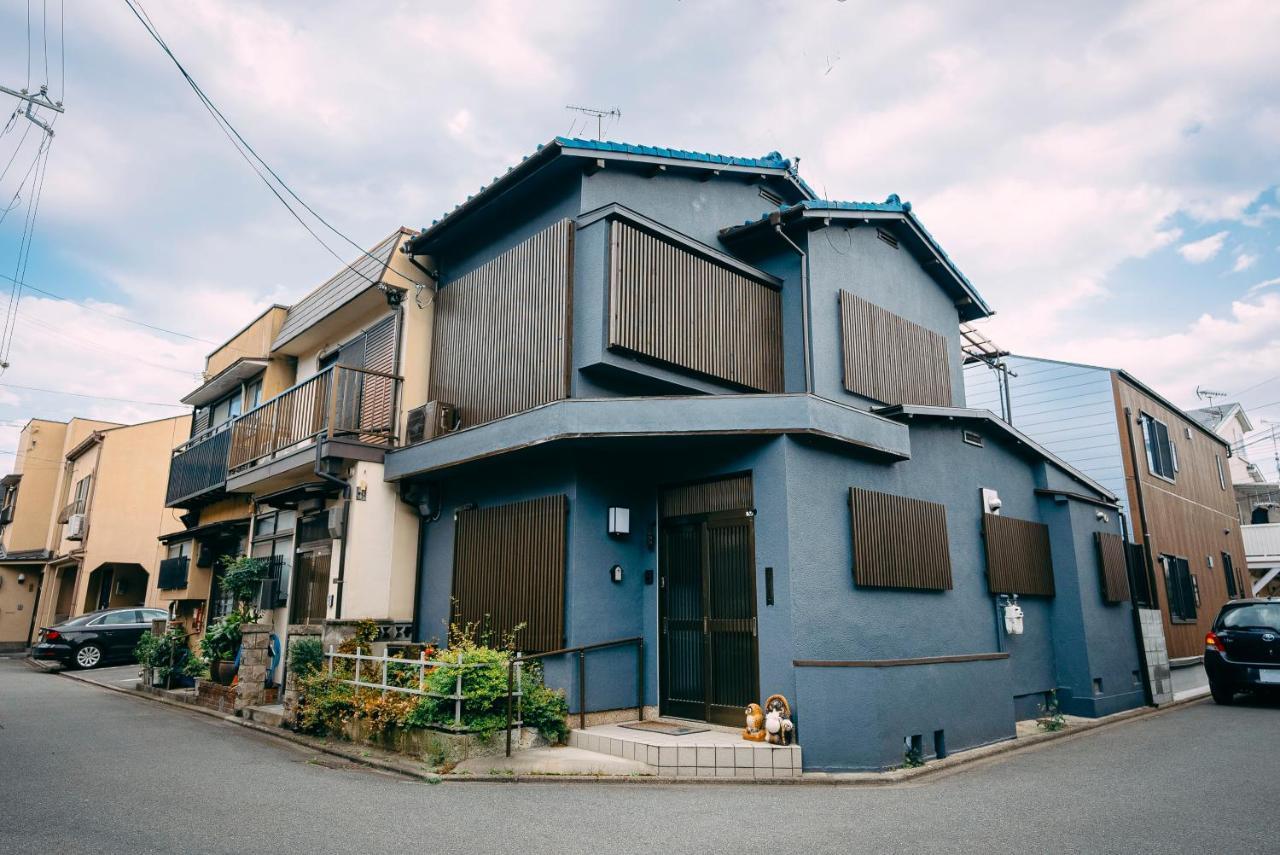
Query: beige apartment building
25,414,191,635
161,228,432,674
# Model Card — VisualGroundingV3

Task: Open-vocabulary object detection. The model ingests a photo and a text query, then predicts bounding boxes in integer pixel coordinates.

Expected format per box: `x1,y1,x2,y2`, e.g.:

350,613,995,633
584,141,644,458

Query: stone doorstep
567,724,802,778
246,703,286,729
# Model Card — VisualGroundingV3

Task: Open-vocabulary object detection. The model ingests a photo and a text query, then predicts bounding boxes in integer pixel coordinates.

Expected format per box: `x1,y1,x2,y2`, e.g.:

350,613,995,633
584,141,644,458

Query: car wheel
73,644,104,670
1209,680,1235,705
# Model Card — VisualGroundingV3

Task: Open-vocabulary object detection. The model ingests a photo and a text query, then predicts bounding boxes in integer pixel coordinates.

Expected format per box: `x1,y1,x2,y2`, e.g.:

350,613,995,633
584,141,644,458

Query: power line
12,316,202,378
0,381,187,408
122,0,420,293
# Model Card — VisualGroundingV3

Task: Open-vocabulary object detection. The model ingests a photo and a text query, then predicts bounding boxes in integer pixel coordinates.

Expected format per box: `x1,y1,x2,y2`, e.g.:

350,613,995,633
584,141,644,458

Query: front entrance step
245,703,285,728
569,722,802,778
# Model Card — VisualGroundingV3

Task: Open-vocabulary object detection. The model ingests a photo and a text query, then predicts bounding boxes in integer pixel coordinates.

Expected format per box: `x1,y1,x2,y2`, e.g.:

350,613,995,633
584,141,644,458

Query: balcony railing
157,555,191,591
165,420,234,507
1243,523,1280,564
228,364,400,473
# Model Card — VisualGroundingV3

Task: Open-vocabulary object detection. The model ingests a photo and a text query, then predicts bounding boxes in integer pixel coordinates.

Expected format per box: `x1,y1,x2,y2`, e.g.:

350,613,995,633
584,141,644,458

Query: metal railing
229,364,400,472
58,497,85,524
325,645,521,731
166,420,234,506
505,636,643,757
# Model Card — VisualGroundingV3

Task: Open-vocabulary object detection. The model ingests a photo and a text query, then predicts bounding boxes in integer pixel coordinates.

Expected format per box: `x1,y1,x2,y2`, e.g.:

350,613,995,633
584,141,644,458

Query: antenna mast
565,104,621,140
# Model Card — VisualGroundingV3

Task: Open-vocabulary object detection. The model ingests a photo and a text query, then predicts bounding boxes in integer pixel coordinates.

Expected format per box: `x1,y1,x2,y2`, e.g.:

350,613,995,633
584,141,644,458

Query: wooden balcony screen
839,290,953,406
849,487,953,591
659,473,754,519
1095,532,1131,603
451,494,567,653
608,220,784,393
428,219,574,429
983,513,1055,596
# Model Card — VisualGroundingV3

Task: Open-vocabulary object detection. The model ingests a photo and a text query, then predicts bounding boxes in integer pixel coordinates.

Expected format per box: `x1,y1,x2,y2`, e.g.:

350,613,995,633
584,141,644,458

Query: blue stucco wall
806,225,969,408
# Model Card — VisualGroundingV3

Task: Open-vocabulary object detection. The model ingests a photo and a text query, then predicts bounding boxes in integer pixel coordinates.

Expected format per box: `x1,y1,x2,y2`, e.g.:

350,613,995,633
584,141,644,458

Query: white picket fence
324,646,523,730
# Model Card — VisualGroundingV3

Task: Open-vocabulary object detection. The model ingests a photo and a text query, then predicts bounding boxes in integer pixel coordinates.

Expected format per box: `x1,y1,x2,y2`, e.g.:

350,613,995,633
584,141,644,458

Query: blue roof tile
553,137,794,171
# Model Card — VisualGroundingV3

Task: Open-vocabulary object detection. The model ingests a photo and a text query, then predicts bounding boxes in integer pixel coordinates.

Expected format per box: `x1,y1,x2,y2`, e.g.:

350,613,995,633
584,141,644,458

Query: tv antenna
1196,385,1229,412
565,105,621,140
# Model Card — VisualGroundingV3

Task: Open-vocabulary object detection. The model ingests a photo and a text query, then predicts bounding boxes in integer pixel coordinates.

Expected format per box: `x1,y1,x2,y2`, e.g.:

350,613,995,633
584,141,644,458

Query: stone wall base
340,719,547,768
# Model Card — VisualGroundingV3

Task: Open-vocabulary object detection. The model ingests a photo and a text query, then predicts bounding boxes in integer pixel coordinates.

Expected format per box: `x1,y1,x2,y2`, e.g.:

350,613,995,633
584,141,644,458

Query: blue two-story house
383,137,1146,772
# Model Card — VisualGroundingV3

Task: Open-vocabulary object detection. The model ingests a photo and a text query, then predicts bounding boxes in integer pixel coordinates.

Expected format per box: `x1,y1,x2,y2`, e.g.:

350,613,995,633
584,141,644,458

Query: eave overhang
384,394,911,482
876,404,1117,502
157,517,249,545
719,201,994,322
181,358,269,407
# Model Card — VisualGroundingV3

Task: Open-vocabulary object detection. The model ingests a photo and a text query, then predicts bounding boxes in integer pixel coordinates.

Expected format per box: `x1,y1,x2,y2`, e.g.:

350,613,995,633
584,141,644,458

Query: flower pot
211,659,238,686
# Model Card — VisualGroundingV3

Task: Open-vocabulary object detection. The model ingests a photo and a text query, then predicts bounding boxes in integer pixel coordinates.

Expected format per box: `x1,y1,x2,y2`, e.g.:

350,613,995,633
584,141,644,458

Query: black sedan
32,607,170,669
1205,598,1280,704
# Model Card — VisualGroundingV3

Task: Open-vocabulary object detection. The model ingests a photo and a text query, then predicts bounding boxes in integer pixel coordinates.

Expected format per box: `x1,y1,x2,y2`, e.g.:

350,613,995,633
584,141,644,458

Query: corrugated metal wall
982,513,1055,596
1095,531,1131,603
840,290,952,406
609,221,784,392
849,487,953,590
659,473,754,518
451,494,567,652
428,220,574,429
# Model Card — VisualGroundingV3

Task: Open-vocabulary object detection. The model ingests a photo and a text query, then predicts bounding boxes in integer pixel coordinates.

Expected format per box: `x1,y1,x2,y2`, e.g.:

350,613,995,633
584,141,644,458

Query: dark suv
32,607,170,669
1205,599,1280,704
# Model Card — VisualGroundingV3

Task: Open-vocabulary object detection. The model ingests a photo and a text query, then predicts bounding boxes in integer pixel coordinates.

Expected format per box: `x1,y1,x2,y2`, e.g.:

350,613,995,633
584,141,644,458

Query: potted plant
201,556,265,686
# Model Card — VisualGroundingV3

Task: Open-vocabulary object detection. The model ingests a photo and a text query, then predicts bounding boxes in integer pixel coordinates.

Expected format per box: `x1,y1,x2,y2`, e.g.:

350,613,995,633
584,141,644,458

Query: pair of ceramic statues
742,694,794,745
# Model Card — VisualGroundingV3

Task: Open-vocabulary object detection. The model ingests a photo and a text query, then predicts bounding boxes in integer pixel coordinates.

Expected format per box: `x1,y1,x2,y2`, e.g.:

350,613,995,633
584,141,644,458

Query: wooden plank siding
428,220,574,429
1095,531,1131,603
1112,373,1247,659
849,487,953,590
450,494,567,653
608,220,784,392
659,473,754,518
982,513,1055,596
839,290,952,406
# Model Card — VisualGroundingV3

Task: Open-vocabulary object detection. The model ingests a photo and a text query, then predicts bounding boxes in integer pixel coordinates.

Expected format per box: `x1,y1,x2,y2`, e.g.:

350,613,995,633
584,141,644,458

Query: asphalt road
1,658,1277,855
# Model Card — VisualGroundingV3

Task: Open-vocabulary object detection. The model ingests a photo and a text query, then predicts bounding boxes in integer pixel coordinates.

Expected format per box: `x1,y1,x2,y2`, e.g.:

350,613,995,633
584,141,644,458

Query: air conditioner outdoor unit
407,401,458,444
66,513,87,541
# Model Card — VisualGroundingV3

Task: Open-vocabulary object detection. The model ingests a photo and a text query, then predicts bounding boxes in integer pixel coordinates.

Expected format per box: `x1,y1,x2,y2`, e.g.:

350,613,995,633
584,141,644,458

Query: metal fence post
419,648,426,694
381,653,389,698
354,646,361,686
578,649,586,731
515,653,523,741
505,657,515,758
327,645,334,676
636,638,644,723
454,651,463,728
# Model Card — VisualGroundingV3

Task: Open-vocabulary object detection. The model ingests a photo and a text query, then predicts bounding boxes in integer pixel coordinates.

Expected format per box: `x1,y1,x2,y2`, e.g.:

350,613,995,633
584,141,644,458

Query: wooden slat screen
849,487,952,590
428,220,574,429
451,494,567,652
983,513,1055,596
660,473,753,518
357,316,397,441
1095,532,1131,603
839,290,952,406
609,220,783,392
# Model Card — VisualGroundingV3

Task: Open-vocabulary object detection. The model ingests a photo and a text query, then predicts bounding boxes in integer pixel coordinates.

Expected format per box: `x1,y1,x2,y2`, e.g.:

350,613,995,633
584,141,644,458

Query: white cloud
1233,251,1258,272
446,109,473,138
1247,276,1280,296
1178,231,1230,263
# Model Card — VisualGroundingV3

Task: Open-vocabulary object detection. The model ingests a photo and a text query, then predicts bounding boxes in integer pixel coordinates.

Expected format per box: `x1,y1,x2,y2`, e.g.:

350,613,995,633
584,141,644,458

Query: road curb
52,664,1209,786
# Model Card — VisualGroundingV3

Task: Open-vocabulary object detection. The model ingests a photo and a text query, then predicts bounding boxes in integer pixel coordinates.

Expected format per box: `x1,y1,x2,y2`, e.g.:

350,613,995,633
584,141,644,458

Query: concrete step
569,722,801,778
245,703,285,728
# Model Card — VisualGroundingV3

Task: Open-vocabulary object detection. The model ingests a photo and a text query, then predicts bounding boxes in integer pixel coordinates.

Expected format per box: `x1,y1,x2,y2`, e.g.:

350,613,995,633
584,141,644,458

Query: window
245,378,263,410
1220,603,1280,630
1216,454,1226,490
167,541,190,561
1222,552,1238,599
251,509,296,612
1162,555,1197,623
1140,414,1177,480
100,610,140,626
210,389,243,428
142,609,169,622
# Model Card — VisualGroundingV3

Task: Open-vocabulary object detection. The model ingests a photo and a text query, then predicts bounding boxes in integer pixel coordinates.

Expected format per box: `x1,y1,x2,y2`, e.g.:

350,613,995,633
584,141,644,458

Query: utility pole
565,105,621,140
1264,420,1280,484
0,83,64,136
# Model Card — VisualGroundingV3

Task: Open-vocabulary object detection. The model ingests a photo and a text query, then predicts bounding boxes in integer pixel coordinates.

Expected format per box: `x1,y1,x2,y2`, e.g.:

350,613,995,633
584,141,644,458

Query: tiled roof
273,230,403,351
1187,403,1239,432
414,137,818,245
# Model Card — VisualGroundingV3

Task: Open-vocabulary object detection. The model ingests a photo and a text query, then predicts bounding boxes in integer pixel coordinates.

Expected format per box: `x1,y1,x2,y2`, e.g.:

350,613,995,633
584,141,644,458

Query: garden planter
211,660,238,686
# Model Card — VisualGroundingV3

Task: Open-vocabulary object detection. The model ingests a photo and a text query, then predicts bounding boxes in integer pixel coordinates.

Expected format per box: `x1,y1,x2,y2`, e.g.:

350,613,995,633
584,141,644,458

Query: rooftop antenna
1196,385,1229,413
565,105,621,141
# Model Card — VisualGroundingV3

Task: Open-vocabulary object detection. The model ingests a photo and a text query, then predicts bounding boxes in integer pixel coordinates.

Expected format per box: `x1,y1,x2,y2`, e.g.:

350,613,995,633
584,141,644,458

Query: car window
1221,604,1280,631
99,610,140,626
143,609,169,622
62,613,99,627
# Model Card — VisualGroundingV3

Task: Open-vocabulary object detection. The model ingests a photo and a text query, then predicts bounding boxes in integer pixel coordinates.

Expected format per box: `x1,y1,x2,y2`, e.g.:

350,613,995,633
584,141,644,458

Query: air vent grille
876,228,899,249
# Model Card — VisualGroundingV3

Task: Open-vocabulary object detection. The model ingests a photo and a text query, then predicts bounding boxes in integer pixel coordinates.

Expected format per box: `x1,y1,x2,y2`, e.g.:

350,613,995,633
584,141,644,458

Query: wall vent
962,430,984,447
876,228,899,249
758,187,784,207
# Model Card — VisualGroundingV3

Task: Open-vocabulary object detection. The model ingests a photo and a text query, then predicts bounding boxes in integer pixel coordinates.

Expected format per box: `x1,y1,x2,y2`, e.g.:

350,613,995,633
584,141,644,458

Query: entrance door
290,548,332,625
659,509,759,725
95,567,114,611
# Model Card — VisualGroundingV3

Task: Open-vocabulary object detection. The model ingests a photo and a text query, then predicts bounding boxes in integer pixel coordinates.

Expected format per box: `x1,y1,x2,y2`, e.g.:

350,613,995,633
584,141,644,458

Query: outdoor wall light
607,507,631,537
610,564,624,584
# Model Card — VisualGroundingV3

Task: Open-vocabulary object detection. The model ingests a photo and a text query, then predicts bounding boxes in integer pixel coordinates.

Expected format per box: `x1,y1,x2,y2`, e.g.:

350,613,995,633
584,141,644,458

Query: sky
0,0,1278,472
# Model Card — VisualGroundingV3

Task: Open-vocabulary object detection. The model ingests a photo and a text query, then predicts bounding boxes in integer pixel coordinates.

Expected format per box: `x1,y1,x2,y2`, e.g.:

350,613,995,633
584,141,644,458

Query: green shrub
288,637,325,678
219,555,268,607
296,673,355,735
134,626,190,683
201,610,249,662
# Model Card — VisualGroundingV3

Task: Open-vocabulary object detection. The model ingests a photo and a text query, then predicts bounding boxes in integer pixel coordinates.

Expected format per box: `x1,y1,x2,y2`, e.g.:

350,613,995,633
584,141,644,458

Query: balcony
58,497,85,525
228,364,400,476
165,421,234,508
1243,523,1280,567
